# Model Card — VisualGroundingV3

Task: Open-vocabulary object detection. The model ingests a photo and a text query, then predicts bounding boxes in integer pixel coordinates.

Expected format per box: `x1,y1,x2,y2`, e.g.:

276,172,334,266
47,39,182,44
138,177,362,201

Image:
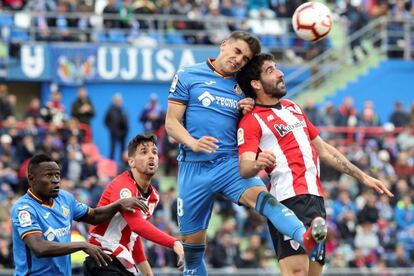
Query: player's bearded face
132,142,159,176
262,78,287,99
260,61,287,99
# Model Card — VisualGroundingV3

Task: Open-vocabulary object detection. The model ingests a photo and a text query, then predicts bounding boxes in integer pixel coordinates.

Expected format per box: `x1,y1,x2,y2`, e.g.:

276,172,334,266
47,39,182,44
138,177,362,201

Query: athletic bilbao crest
290,240,300,251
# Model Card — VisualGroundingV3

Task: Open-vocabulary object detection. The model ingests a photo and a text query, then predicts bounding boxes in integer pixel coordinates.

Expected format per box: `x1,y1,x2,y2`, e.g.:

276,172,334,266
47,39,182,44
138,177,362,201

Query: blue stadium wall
8,43,220,159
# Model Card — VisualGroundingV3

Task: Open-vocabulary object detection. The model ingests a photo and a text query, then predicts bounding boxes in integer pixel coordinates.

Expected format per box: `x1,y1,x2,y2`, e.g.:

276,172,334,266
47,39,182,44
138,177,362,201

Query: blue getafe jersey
11,189,89,276
168,59,245,161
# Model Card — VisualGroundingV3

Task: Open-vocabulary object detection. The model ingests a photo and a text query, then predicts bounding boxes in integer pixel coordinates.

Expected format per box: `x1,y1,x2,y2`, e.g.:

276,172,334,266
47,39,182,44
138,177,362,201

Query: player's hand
255,151,276,170
191,136,219,154
362,175,394,197
117,197,149,214
239,97,255,115
173,241,184,271
82,242,112,267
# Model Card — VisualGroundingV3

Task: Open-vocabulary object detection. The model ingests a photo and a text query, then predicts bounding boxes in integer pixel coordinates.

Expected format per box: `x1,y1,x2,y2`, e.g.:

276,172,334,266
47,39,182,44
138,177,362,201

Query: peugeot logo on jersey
198,91,215,107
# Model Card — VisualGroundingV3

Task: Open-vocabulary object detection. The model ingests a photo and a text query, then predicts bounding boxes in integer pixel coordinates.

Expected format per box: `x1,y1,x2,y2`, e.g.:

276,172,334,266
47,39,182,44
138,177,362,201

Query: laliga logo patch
61,206,70,218
169,74,178,93
120,188,132,199
18,210,32,227
290,240,300,251
237,128,245,146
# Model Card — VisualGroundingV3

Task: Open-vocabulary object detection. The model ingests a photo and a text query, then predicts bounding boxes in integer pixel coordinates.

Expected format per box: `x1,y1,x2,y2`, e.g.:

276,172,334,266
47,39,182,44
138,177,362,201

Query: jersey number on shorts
177,198,184,217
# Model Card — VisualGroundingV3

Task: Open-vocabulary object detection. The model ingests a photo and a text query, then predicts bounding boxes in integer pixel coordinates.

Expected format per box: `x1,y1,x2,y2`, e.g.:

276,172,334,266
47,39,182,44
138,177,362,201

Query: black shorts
83,256,137,276
267,194,326,264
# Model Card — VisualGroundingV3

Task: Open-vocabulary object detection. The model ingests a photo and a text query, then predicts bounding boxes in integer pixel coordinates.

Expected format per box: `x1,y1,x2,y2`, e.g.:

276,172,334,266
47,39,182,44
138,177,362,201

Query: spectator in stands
0,234,13,268
341,1,369,63
333,190,357,222
337,209,357,244
205,4,231,44
139,93,165,135
387,244,412,267
247,0,275,18
395,195,414,230
133,0,157,30
103,0,120,29
303,98,321,126
119,0,136,29
209,232,240,269
358,191,379,224
71,87,95,125
389,101,408,128
0,84,13,121
26,98,43,126
49,1,73,41
186,5,208,44
360,100,380,127
104,93,129,161
407,101,414,126
339,96,358,127
171,0,192,31
396,125,414,151
44,90,66,126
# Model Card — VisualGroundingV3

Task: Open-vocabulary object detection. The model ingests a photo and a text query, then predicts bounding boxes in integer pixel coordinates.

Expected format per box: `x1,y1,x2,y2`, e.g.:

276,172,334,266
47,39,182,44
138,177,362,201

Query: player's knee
283,263,308,276
240,186,268,208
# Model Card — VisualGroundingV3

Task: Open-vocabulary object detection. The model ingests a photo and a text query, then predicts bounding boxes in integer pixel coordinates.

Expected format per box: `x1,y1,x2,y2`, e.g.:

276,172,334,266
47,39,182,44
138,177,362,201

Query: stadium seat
0,15,14,27
10,29,29,42
108,30,126,43
95,31,107,42
165,32,187,45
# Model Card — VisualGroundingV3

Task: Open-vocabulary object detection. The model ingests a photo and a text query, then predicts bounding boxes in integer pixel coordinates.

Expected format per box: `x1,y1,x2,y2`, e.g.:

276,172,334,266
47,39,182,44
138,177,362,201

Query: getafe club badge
120,188,132,199
62,206,70,218
233,84,244,96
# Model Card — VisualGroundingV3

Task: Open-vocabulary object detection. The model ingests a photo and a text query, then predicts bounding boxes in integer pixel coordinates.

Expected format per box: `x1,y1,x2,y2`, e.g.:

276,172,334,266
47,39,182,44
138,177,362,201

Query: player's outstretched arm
166,102,218,153
312,136,394,197
81,197,149,225
23,233,112,266
239,151,276,178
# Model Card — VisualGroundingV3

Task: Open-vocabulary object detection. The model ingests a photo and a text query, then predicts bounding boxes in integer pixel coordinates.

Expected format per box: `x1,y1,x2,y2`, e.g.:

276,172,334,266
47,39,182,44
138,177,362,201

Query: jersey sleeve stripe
168,99,186,105
21,230,42,239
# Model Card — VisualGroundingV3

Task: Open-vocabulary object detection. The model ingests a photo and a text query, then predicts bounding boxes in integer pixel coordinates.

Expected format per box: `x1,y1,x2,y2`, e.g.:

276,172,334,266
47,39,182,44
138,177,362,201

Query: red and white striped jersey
238,99,324,202
89,171,164,274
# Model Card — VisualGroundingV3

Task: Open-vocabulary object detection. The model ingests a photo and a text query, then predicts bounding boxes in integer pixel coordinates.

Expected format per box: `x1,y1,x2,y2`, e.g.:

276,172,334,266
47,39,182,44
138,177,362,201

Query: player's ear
127,158,135,168
251,79,261,91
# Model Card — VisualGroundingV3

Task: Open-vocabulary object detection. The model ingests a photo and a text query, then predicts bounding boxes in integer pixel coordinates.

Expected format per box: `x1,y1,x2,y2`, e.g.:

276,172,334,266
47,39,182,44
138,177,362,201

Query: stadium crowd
0,81,414,271
0,0,413,47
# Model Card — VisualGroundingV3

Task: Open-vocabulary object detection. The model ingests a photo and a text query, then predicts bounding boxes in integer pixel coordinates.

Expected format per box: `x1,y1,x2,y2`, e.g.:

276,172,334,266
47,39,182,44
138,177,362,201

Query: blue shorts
177,156,264,235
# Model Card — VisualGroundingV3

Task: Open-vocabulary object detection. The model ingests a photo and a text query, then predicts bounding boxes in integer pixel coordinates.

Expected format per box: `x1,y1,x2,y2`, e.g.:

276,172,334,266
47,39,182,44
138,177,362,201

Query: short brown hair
128,133,157,157
228,31,261,57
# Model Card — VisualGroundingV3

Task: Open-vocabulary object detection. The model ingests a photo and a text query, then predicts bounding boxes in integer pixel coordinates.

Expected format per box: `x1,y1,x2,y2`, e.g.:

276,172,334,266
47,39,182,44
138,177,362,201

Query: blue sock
183,243,207,276
255,191,306,247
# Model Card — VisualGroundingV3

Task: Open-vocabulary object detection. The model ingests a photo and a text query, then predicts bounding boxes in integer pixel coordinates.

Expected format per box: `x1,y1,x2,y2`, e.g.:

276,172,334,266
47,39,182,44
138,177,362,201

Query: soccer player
11,153,149,276
85,133,184,276
166,31,326,275
236,53,393,275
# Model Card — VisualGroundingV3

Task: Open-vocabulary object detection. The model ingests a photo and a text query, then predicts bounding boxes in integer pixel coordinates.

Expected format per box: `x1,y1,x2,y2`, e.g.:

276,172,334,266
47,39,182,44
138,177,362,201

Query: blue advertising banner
7,43,218,83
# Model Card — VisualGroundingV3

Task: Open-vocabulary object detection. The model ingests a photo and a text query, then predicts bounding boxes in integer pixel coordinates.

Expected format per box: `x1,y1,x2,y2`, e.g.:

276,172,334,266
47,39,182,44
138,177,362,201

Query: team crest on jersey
290,240,300,251
169,74,178,93
237,128,245,146
120,188,132,199
233,84,244,96
18,210,32,227
61,206,70,218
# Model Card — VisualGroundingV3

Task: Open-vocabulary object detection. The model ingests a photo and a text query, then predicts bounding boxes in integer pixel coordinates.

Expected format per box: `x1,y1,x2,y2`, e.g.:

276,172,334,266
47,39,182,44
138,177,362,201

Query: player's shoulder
281,99,302,108
176,62,206,76
110,171,135,190
58,189,73,199
11,195,38,217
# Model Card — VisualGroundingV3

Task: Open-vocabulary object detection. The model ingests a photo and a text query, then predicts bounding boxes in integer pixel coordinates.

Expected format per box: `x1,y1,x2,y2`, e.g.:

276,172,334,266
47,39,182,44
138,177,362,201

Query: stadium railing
285,16,414,98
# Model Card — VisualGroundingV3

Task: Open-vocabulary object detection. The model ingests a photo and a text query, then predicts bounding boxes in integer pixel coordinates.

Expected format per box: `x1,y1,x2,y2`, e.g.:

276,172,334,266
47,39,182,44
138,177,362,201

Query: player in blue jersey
165,31,328,275
11,154,149,276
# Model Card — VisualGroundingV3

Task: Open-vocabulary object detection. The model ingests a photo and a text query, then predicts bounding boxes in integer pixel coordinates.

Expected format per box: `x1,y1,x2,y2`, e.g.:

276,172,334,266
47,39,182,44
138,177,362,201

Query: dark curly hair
236,53,275,99
128,133,157,157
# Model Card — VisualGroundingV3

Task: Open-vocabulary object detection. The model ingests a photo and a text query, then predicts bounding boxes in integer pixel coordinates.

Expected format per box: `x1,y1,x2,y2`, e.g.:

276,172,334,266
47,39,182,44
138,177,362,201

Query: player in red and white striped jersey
236,53,393,276
84,134,184,276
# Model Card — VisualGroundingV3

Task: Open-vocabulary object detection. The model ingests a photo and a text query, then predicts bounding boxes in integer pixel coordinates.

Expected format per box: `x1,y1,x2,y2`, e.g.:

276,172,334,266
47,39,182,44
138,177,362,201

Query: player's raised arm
166,102,219,154
312,136,393,197
80,196,149,225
